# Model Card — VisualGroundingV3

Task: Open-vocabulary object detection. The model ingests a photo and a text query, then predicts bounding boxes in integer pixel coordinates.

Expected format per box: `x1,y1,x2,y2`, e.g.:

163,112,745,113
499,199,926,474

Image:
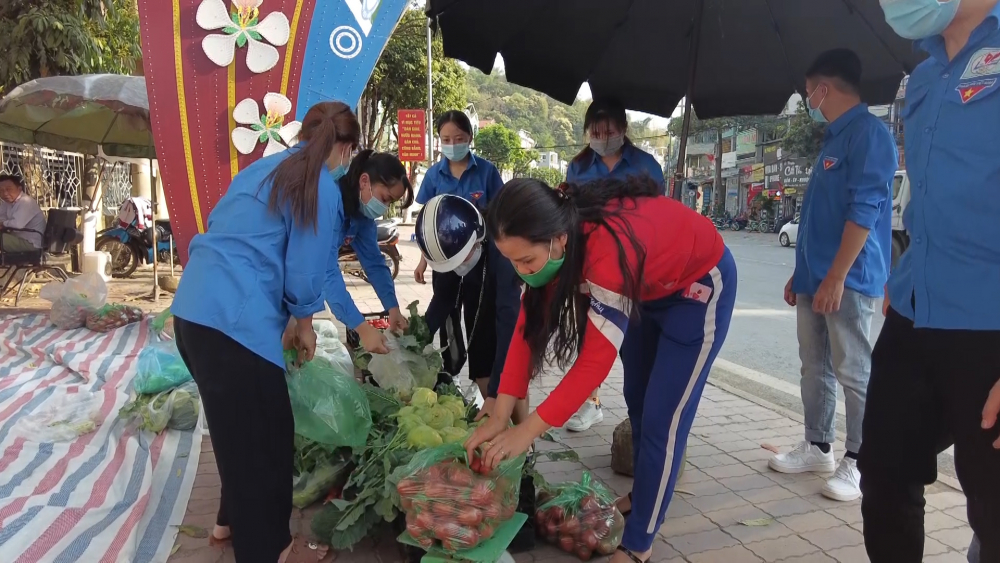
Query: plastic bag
86,303,145,332
11,392,102,442
285,351,371,448
134,340,192,394
535,472,625,559
118,382,200,433
151,308,174,340
392,442,525,553
39,273,108,330
292,437,350,508
312,319,354,376
368,333,439,392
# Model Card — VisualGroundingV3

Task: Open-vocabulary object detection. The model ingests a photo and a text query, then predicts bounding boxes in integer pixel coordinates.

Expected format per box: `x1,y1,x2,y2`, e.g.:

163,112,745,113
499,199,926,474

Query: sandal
616,545,646,563
616,492,632,518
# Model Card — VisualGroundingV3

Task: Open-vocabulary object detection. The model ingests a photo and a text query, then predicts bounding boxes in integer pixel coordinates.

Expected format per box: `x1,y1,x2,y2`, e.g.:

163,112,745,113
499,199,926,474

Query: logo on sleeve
956,78,998,103
961,48,1000,79
822,156,839,170
682,282,713,304
470,191,484,201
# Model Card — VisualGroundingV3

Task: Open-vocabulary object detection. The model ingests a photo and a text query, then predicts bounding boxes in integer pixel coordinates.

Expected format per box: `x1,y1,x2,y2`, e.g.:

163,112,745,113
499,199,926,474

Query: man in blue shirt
860,1,1000,561
770,49,897,504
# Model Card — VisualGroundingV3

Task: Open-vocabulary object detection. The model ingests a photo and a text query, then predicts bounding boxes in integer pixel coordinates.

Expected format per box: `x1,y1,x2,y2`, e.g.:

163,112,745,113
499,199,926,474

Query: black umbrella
427,0,922,192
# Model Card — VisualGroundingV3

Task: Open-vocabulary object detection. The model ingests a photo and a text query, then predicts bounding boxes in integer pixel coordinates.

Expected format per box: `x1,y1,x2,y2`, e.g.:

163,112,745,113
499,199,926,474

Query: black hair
435,110,473,137
573,98,633,163
486,175,659,377
341,150,414,217
0,174,25,190
806,48,862,93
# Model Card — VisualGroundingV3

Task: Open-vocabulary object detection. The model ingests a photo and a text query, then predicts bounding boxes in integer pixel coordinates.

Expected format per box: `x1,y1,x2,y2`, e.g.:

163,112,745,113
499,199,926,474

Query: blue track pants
620,247,737,551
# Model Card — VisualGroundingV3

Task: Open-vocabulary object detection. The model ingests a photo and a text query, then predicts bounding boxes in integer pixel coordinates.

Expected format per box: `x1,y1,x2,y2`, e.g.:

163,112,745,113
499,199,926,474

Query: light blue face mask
807,87,828,124
362,182,387,219
880,0,961,40
441,143,470,161
330,148,352,181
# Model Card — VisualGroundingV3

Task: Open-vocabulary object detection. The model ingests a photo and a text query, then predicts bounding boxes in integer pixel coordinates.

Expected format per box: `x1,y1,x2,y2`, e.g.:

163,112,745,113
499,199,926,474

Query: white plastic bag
39,273,108,329
12,392,102,442
367,333,438,392
312,320,354,377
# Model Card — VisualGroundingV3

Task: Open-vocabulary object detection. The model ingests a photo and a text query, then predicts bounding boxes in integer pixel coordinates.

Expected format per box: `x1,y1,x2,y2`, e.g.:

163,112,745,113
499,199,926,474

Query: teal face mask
330,148,351,181
516,240,565,288
362,183,387,219
807,87,828,124
881,0,960,39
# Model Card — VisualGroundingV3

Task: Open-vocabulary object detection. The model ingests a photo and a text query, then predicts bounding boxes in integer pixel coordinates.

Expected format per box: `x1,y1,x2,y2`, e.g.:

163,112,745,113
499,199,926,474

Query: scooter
95,219,178,278
338,219,401,282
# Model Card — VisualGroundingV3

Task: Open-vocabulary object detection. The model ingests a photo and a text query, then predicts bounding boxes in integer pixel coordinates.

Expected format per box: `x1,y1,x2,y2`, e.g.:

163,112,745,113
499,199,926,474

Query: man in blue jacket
770,48,897,504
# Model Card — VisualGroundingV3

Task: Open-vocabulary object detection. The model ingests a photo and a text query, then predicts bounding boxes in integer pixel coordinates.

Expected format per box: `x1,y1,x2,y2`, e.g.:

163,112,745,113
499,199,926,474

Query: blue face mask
330,148,351,181
881,0,961,40
807,87,828,124
441,143,470,161
362,182,387,219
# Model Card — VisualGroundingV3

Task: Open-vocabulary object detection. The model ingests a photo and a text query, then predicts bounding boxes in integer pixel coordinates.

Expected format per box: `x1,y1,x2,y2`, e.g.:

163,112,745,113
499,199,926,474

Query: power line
527,133,675,151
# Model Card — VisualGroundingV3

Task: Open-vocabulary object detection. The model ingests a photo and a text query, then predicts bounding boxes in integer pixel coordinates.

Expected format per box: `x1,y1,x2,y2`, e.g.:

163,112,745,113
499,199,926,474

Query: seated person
0,174,46,252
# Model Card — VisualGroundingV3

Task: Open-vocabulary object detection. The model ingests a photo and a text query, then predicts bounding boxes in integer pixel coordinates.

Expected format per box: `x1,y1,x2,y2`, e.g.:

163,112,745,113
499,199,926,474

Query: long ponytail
264,101,360,229
486,176,658,377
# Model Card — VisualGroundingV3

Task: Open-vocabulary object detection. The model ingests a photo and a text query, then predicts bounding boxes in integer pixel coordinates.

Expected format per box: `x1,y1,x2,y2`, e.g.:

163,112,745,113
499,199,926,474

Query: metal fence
0,141,133,214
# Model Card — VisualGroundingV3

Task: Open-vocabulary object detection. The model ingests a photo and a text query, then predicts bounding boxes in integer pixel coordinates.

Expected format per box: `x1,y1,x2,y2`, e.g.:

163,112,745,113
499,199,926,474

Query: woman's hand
388,307,408,333
356,322,389,354
281,319,298,352
480,424,537,472
293,319,317,365
414,256,428,285
475,397,496,422
464,413,507,461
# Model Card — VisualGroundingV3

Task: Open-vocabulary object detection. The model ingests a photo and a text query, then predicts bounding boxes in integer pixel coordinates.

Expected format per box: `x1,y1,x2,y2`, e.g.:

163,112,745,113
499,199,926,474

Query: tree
775,101,826,162
526,166,564,186
475,124,530,173
358,9,467,150
0,0,140,94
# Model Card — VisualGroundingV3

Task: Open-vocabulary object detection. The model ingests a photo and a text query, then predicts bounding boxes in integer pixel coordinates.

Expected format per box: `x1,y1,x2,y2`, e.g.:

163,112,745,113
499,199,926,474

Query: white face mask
453,245,483,277
590,134,624,157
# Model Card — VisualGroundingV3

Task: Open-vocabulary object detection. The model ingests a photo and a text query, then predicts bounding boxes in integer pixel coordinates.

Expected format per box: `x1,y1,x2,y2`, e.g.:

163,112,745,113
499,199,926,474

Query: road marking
732,308,795,318
714,358,847,417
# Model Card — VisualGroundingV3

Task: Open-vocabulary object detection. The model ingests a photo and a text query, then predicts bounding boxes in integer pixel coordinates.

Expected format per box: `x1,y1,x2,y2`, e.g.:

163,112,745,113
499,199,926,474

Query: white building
537,151,560,170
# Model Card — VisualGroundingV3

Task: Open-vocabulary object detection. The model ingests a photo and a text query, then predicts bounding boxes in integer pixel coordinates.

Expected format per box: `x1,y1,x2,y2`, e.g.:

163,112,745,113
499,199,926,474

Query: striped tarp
0,313,202,563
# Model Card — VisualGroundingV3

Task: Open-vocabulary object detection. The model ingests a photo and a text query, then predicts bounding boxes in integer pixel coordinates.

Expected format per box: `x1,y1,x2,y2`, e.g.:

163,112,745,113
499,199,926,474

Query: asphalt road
718,229,886,387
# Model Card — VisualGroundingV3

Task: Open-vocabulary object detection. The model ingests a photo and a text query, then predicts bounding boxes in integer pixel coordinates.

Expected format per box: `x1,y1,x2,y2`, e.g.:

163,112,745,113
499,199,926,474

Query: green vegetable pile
118,383,200,433
353,302,444,389
310,383,478,551
292,435,351,509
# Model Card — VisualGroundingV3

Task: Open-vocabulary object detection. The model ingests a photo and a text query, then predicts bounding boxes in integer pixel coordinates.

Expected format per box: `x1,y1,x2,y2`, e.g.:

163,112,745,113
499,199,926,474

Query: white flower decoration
231,92,302,157
196,0,290,74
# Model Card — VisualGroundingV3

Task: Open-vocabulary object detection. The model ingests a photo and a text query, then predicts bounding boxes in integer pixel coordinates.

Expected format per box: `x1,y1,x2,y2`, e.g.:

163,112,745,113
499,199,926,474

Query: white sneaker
565,401,603,432
768,441,836,474
822,458,861,502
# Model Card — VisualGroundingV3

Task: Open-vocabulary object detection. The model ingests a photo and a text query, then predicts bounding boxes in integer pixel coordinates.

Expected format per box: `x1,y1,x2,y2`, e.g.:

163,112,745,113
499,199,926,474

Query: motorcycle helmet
415,194,485,273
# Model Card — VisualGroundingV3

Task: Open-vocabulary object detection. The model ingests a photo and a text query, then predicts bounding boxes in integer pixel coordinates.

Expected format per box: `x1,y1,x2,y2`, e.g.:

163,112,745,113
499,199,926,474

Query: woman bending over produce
171,101,410,563
465,177,737,563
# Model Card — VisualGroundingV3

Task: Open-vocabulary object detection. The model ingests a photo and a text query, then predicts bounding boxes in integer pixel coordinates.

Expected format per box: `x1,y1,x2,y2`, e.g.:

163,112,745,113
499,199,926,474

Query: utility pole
426,17,434,173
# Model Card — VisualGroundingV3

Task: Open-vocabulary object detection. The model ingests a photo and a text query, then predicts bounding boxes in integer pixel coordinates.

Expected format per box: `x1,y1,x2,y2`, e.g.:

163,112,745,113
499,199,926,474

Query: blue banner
296,0,410,119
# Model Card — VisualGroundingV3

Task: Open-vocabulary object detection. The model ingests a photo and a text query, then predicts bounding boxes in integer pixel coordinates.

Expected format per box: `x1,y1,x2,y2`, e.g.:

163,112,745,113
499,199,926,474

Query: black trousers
858,307,1000,563
174,317,293,563
432,252,497,382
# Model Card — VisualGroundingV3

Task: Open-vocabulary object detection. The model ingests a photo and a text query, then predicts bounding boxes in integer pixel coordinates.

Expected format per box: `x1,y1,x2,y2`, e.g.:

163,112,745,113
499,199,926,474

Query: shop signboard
779,157,814,187
762,144,779,165
736,129,758,156
751,163,765,182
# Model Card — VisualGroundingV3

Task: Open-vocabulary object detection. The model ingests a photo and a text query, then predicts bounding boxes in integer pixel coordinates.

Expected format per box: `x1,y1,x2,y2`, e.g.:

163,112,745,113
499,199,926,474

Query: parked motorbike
95,219,177,278
730,217,748,231
339,219,401,282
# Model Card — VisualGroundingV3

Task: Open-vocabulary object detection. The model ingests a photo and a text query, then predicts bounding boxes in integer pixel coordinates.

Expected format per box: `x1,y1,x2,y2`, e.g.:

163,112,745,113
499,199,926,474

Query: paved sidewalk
168,234,974,562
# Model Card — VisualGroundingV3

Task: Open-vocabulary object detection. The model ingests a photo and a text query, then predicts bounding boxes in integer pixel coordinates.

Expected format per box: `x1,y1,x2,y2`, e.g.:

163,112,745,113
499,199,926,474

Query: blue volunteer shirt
172,149,335,369
324,192,399,329
416,153,503,211
792,104,897,298
567,143,666,194
887,6,1000,330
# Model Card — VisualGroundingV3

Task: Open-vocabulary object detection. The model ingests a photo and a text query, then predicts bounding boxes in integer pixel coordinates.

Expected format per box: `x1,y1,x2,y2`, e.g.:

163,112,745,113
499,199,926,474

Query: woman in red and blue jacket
466,176,737,563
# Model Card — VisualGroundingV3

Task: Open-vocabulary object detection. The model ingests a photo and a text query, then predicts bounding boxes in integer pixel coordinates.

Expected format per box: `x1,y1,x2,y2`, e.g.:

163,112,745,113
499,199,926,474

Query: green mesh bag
535,471,625,559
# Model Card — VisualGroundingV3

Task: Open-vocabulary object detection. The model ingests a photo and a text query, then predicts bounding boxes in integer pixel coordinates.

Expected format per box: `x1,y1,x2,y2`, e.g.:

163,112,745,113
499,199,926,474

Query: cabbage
406,425,443,449
410,388,438,408
439,427,468,444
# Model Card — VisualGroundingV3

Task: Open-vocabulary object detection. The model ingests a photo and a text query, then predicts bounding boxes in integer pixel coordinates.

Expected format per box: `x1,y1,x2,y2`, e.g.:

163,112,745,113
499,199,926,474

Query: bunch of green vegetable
309,384,474,551
118,383,200,433
292,435,351,508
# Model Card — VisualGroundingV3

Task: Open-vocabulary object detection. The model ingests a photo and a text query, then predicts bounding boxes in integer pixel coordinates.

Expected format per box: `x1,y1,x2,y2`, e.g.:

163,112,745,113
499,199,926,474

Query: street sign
398,109,427,162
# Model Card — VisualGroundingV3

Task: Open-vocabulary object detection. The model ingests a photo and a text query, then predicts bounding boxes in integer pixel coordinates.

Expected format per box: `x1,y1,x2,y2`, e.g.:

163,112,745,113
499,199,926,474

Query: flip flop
616,545,646,563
